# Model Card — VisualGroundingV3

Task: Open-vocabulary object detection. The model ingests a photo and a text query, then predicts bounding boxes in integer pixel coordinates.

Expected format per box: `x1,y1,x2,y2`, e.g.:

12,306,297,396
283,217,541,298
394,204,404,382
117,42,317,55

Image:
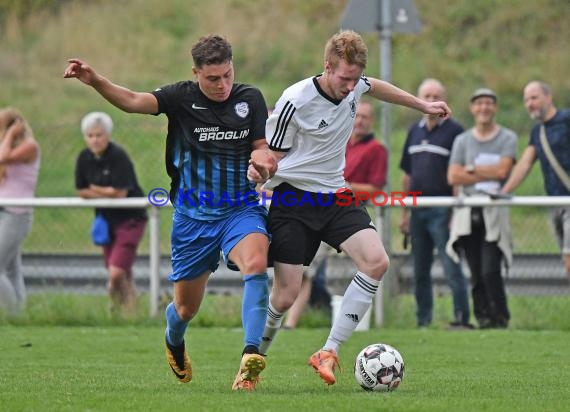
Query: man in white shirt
248,30,450,386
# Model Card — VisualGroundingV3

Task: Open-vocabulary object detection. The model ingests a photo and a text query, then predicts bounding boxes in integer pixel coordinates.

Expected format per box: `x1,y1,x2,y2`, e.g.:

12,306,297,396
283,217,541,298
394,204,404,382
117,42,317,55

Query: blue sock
242,274,269,349
165,302,188,346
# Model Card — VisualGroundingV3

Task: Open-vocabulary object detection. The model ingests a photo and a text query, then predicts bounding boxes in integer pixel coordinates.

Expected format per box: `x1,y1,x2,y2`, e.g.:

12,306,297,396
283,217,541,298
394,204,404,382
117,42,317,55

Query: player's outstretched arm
367,78,451,119
63,58,158,115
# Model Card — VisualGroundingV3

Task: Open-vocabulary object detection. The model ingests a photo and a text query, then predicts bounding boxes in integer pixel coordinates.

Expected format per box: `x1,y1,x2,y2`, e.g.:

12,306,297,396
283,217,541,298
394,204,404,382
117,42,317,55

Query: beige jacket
446,197,513,268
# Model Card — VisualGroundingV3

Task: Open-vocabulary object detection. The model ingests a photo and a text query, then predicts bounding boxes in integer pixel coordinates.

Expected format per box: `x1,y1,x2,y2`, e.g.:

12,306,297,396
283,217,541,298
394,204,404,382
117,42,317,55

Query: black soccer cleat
165,339,192,383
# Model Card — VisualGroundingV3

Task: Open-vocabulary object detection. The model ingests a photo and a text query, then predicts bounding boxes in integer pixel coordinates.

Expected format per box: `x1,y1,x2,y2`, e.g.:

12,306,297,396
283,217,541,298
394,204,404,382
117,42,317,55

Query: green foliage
1,1,567,254
395,0,570,133
1,325,569,411
0,0,72,21
1,0,568,128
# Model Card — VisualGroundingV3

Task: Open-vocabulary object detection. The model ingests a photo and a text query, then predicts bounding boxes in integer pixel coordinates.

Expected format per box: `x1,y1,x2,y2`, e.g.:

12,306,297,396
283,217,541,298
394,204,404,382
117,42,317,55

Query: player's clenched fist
247,149,278,183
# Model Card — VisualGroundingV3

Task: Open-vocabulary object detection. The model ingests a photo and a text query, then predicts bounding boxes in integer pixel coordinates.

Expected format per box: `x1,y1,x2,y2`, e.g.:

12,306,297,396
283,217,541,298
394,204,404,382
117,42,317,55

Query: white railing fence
2,196,569,320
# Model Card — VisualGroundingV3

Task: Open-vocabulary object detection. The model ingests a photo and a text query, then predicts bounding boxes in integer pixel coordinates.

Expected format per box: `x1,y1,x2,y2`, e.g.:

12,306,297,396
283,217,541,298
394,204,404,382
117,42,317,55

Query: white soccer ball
354,343,405,391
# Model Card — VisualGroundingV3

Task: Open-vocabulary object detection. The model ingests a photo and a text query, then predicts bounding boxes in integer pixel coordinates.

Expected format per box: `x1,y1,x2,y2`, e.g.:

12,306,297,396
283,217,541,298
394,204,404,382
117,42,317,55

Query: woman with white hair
75,111,147,314
0,108,40,315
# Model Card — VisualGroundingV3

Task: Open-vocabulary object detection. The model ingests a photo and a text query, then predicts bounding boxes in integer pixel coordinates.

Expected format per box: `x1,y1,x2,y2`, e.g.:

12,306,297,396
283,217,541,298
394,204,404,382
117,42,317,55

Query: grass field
1,294,569,411
1,325,569,412
2,293,570,331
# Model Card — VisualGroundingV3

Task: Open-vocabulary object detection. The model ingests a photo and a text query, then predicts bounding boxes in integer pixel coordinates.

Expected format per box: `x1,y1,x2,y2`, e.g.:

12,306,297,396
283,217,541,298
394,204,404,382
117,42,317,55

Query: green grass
2,292,569,331
2,293,568,410
1,325,568,412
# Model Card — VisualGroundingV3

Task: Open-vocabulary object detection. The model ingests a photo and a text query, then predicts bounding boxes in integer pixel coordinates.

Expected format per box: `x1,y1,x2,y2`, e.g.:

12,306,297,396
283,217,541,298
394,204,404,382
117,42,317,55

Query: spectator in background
344,100,387,193
447,88,517,329
75,112,147,314
502,81,570,281
283,100,386,329
399,79,472,329
0,108,40,316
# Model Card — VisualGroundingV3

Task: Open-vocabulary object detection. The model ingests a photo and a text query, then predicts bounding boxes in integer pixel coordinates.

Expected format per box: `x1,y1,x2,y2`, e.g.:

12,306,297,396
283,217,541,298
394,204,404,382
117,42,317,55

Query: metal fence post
374,206,385,327
149,206,160,317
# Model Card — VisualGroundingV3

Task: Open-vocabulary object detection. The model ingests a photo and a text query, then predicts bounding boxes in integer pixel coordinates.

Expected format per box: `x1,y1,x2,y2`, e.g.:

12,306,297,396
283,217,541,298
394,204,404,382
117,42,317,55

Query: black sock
242,345,258,355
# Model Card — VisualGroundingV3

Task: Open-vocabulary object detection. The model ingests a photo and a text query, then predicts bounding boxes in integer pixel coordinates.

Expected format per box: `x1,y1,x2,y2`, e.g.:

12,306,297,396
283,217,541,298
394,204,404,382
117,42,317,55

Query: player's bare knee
239,253,268,275
176,303,198,321
273,288,299,312
275,296,296,312
370,258,389,279
359,251,389,279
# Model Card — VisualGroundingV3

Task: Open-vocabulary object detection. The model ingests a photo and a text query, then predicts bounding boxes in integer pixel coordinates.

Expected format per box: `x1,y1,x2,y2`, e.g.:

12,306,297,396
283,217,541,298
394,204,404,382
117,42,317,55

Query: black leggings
459,208,510,327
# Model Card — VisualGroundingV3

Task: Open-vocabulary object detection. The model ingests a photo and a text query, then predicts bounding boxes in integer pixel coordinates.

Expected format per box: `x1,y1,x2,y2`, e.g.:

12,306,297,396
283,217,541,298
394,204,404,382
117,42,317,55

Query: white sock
259,300,284,355
324,272,380,353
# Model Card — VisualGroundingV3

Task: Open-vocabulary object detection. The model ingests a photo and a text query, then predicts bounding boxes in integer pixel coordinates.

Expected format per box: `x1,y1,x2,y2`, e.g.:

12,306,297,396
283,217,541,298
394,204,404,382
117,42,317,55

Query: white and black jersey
266,75,371,192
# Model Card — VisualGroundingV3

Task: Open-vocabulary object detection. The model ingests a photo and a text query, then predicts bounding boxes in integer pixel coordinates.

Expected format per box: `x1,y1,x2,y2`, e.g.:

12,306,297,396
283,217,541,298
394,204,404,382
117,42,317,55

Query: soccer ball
354,343,405,391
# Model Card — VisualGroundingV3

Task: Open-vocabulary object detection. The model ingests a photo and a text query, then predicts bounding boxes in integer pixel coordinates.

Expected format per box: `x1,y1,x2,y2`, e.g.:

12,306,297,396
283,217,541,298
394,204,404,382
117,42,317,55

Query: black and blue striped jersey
152,81,268,220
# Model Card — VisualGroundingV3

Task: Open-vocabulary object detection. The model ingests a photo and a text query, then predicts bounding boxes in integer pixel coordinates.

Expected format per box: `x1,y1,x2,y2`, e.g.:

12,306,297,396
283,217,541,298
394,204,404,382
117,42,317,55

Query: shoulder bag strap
539,124,570,192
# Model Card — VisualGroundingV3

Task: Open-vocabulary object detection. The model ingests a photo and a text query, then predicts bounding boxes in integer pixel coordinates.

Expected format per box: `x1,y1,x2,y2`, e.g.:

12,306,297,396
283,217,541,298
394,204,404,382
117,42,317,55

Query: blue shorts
169,205,269,282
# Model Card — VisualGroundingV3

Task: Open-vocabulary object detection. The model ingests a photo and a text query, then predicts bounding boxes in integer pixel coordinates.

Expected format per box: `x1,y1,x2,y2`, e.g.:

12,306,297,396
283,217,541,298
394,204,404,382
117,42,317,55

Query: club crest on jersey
234,102,249,118
349,98,357,118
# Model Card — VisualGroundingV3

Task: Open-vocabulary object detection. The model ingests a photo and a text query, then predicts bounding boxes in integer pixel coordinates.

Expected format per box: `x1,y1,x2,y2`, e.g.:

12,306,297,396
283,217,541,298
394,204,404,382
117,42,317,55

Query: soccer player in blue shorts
64,35,276,391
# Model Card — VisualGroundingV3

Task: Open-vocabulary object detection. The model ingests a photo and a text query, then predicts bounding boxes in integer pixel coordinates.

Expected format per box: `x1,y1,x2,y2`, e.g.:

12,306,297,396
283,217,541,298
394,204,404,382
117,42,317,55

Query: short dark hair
191,35,233,69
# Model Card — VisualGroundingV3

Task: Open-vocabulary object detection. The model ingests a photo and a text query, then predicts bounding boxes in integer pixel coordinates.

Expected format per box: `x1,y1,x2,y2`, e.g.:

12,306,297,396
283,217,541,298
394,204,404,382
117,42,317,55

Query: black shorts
268,183,376,266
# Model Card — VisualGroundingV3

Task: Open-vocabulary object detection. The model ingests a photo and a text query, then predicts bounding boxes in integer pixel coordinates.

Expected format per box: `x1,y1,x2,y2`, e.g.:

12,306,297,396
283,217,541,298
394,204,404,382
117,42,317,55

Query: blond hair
324,30,368,70
0,107,33,182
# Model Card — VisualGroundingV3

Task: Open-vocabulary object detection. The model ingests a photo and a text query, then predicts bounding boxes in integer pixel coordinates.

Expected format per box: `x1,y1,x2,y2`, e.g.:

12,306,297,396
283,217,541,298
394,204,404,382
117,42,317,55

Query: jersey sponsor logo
194,127,218,132
192,103,208,110
194,126,250,141
318,119,329,129
234,102,249,118
198,129,250,141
